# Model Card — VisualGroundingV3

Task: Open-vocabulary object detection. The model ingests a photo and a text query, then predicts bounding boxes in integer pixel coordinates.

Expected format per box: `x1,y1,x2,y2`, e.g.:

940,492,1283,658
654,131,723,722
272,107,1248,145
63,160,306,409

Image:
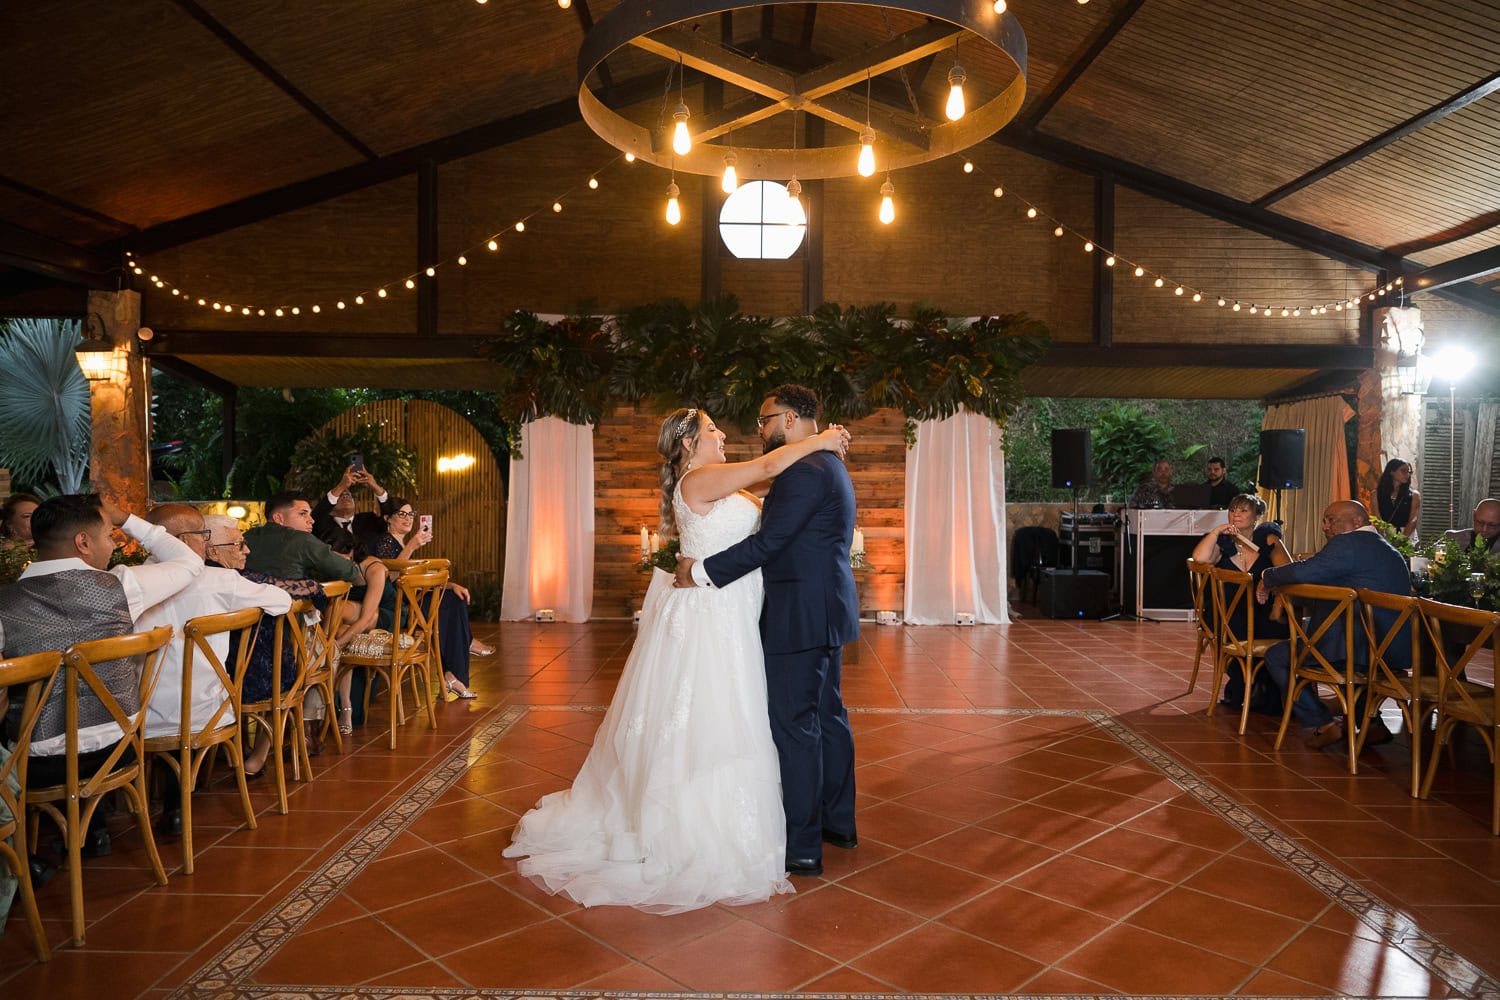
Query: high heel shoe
446,678,477,701
336,698,353,735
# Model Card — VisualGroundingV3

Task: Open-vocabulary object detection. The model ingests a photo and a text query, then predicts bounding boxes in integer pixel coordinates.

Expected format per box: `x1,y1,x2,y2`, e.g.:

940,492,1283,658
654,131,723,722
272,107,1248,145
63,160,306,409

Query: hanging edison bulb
671,102,691,156
879,177,895,225
665,181,681,225
857,126,876,177
786,176,804,224
721,151,739,194
945,63,967,121
993,0,1006,10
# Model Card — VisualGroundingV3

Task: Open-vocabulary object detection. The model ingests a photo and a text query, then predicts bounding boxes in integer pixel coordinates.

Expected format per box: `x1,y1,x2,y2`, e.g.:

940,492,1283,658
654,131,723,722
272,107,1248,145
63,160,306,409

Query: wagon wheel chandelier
577,0,1028,182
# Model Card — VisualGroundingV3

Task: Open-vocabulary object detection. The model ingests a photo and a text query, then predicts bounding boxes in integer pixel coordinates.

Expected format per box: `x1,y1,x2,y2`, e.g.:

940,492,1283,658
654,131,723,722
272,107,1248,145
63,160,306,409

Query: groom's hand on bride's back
674,556,699,589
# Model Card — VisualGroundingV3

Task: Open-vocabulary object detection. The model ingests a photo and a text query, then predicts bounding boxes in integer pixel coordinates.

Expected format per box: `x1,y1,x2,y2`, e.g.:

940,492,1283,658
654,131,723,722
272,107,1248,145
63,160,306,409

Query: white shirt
16,515,205,755
137,566,293,739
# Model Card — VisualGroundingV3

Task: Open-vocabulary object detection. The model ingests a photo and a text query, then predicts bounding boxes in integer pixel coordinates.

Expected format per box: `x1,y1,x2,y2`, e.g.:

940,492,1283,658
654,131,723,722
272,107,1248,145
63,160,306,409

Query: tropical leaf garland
485,299,1051,444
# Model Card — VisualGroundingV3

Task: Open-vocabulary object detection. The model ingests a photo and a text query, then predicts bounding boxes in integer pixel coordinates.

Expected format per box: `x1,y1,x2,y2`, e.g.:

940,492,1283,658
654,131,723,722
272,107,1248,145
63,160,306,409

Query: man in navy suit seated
1257,500,1411,749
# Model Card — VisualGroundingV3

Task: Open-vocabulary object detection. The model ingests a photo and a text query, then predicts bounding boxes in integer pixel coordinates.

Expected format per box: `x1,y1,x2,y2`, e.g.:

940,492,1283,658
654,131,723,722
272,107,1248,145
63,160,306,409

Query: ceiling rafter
169,0,377,161
1020,0,1145,131
1386,208,1500,259
569,0,614,91
0,173,133,236
1253,67,1500,208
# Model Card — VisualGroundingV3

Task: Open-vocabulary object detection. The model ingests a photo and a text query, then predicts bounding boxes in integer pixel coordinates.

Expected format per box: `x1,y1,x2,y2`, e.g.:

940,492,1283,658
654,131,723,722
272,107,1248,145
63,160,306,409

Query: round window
718,180,807,260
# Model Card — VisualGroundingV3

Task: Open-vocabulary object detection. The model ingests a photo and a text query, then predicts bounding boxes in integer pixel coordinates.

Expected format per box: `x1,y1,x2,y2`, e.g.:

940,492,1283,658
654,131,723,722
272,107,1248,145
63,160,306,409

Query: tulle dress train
503,488,792,913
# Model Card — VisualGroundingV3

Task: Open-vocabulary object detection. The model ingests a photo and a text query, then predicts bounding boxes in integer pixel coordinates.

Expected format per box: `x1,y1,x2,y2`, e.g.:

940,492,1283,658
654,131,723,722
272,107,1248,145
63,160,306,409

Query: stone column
84,289,150,511
1364,306,1426,517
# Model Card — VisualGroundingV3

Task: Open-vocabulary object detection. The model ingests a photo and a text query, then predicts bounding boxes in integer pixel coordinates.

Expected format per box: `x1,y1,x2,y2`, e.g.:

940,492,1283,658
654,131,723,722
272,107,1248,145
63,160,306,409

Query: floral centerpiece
1421,535,1500,610
637,538,680,574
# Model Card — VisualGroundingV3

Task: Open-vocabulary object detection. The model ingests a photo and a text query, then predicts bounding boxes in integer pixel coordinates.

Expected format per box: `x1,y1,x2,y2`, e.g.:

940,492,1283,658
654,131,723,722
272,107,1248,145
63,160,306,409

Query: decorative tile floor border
166,705,1500,1000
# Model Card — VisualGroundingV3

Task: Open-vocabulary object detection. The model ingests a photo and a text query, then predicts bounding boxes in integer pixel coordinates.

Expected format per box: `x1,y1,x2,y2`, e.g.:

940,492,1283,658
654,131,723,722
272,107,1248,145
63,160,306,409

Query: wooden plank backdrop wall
322,399,504,590
591,404,910,619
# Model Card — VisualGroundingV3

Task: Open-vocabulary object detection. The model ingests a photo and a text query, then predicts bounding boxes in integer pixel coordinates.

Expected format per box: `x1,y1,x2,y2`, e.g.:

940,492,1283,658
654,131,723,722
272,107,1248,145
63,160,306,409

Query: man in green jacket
244,493,359,584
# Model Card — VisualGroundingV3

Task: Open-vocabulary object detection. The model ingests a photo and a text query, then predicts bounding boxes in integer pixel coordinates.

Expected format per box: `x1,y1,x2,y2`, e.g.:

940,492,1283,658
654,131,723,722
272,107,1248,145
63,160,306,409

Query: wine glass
1469,572,1486,607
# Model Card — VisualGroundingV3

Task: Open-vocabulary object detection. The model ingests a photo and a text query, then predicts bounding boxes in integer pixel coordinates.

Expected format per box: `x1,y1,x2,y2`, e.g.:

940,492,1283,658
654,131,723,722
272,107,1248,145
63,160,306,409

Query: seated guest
329,522,394,731
1191,494,1290,711
1128,459,1174,509
1256,500,1410,749
136,506,292,835
1,492,40,543
244,493,360,585
1443,498,1500,554
0,494,203,855
355,511,480,699
312,465,390,549
1204,457,1239,508
1376,458,1421,539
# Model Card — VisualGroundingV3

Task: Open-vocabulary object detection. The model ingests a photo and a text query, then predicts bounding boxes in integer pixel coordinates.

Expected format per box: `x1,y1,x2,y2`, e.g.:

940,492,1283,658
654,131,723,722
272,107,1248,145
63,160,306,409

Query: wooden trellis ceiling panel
0,0,362,229
196,0,580,156
1039,0,1500,205
1274,94,1500,253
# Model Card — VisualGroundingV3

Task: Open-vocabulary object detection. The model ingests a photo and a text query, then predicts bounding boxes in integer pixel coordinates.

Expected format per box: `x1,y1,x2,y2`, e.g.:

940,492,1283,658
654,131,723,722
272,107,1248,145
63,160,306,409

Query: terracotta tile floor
4,617,1500,998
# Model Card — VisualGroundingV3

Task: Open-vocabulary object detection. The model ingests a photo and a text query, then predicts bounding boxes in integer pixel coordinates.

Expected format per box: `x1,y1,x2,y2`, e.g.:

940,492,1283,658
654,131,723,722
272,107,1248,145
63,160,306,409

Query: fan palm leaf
0,317,91,492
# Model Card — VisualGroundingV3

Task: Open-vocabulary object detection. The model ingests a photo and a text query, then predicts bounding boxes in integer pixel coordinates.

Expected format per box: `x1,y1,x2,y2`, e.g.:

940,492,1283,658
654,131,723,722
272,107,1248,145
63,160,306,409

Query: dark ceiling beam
0,220,119,286
1019,0,1145,130
570,0,614,91
799,3,818,49
1386,208,1500,258
999,128,1500,318
1254,68,1500,208
170,0,377,161
113,71,668,258
0,174,133,235
143,330,492,360
1407,244,1500,294
150,353,237,396
1040,342,1374,370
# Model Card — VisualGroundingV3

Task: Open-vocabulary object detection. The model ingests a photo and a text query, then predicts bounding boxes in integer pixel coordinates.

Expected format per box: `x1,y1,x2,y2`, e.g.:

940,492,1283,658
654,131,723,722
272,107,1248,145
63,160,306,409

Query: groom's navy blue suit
704,450,859,862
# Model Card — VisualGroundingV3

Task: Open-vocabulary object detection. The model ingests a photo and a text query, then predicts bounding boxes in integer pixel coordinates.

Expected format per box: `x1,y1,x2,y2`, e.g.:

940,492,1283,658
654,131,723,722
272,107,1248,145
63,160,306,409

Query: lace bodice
673,481,761,560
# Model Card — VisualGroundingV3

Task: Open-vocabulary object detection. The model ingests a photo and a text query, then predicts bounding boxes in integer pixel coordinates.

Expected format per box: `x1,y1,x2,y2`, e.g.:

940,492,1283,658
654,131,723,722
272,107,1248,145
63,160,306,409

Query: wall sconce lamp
437,453,476,473
74,335,126,381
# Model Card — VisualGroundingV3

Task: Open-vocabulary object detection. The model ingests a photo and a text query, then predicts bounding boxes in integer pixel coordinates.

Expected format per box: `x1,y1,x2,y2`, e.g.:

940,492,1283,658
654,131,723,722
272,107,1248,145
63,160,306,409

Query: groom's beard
763,427,787,454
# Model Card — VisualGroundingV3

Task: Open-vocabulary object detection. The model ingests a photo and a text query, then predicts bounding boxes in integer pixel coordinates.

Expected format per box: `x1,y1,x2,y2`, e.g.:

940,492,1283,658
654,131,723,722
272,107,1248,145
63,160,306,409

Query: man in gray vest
0,493,203,857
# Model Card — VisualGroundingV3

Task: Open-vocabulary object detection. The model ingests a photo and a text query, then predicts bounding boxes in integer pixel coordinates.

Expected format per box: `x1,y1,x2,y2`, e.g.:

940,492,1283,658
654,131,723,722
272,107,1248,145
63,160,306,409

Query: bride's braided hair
656,407,702,538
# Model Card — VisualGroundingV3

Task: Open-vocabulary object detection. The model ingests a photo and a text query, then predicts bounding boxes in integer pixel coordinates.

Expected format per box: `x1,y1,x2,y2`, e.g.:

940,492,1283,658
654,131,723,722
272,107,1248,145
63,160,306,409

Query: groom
675,384,860,877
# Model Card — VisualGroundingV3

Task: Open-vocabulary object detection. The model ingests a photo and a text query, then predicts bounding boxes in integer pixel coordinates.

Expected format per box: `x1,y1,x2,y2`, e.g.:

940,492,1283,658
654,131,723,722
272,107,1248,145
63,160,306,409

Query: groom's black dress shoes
785,856,823,877
822,828,858,850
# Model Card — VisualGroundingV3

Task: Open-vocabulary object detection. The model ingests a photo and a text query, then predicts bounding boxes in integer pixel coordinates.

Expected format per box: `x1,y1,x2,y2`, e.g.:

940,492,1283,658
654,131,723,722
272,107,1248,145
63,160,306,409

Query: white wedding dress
503,484,792,913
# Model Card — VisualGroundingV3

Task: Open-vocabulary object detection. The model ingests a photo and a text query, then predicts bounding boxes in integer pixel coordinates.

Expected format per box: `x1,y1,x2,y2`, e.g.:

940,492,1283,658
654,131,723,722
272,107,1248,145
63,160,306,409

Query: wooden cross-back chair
239,599,314,816
141,606,263,875
1418,599,1500,834
0,649,64,962
1273,584,1360,774
1354,589,1429,798
338,566,447,750
27,626,174,945
1185,560,1217,696
1208,566,1279,735
302,580,351,755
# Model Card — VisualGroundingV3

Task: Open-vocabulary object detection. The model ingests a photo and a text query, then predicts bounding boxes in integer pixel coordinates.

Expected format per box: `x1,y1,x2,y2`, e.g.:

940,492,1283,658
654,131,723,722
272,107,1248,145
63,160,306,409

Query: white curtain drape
501,416,595,622
1460,402,1499,522
903,408,1009,625
1259,396,1354,556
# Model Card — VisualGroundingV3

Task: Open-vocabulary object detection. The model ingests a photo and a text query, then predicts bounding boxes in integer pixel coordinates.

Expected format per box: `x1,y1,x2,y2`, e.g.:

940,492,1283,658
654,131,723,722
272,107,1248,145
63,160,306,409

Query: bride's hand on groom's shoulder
673,556,698,589
819,425,851,459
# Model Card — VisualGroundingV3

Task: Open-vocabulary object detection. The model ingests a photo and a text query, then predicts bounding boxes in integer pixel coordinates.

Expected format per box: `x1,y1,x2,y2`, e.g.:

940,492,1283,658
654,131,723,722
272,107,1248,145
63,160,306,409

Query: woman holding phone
370,497,481,699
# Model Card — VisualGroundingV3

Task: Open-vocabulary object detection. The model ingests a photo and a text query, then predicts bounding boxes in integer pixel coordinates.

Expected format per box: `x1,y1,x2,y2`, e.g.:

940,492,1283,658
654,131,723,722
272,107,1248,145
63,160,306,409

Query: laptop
1170,483,1214,509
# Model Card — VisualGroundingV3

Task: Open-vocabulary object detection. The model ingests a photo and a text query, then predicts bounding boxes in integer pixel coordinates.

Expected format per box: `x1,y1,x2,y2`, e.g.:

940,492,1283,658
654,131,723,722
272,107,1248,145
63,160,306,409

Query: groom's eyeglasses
755,409,793,428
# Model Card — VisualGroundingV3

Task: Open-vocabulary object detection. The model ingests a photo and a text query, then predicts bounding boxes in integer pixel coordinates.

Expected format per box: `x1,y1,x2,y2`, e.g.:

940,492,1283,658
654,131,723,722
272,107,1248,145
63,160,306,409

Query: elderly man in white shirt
135,506,293,835
0,493,203,856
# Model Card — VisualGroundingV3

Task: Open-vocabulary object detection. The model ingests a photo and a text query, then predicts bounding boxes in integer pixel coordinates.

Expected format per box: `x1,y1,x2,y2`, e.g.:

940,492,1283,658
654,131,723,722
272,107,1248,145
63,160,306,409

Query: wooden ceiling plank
795,23,963,100
0,174,133,235
1254,67,1500,207
631,28,796,100
0,220,118,286
1409,244,1500,293
1020,0,1145,130
169,0,377,162
115,70,668,258
571,0,615,91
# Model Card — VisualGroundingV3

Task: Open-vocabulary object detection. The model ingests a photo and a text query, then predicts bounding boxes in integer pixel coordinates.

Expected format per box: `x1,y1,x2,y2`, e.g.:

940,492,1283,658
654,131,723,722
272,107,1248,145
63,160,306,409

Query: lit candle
650,532,660,554
851,527,865,556
640,525,649,558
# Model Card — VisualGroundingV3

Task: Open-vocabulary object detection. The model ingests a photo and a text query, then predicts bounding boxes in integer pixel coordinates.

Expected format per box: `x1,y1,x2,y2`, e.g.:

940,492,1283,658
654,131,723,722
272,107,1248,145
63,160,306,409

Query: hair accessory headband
675,408,698,439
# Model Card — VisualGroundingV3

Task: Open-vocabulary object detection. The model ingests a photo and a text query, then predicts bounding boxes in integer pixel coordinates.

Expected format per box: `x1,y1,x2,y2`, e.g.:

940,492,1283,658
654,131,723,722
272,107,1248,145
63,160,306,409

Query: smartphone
419,514,432,535
348,453,365,473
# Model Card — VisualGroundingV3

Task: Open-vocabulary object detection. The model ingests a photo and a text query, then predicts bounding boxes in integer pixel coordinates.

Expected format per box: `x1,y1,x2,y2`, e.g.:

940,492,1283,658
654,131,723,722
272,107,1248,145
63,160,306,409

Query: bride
503,406,850,913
